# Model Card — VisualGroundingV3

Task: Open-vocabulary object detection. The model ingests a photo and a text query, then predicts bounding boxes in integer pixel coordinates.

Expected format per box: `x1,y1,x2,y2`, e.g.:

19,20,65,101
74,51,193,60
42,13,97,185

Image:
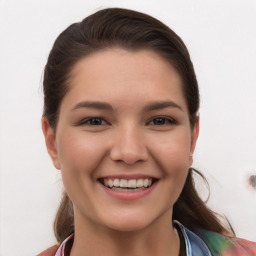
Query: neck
70,208,180,256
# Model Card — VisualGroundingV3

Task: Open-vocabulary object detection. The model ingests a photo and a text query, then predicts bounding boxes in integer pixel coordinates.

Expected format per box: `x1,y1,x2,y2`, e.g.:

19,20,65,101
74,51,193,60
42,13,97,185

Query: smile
99,178,157,192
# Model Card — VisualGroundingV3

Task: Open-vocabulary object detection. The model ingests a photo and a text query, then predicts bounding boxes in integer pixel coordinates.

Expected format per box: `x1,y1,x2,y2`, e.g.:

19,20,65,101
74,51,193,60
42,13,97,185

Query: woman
39,8,256,256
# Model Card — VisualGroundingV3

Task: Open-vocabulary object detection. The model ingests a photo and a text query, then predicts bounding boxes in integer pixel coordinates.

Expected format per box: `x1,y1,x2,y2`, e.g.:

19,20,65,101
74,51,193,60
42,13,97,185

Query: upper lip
98,174,158,180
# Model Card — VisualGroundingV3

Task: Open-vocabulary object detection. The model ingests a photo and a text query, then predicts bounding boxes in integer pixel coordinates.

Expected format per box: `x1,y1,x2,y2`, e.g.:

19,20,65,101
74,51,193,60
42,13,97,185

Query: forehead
63,48,187,111
71,48,181,85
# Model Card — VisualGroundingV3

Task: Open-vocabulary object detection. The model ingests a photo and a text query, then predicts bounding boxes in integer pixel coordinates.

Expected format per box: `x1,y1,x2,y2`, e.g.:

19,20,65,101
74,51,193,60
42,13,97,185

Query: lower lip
99,181,158,200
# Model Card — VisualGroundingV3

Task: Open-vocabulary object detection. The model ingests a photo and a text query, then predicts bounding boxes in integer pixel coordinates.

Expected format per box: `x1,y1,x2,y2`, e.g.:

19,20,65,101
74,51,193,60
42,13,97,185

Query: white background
0,0,256,255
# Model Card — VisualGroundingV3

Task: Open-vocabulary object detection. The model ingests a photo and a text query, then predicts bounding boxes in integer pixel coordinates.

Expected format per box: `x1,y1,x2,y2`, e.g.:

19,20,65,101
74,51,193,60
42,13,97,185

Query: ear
41,116,61,170
189,117,200,166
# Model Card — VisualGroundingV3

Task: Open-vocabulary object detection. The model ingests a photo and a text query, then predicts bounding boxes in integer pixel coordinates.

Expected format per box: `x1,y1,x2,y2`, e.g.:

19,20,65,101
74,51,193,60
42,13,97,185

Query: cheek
55,130,107,211
56,130,106,178
149,129,191,202
149,128,191,170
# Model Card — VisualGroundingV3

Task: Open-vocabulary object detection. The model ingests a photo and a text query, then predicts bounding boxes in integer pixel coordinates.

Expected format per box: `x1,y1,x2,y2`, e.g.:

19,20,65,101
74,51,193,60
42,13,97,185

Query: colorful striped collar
38,221,256,256
49,221,212,256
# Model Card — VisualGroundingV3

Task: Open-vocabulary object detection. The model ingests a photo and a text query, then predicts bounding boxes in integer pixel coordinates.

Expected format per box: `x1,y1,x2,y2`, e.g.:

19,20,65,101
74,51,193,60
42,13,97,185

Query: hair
43,8,234,242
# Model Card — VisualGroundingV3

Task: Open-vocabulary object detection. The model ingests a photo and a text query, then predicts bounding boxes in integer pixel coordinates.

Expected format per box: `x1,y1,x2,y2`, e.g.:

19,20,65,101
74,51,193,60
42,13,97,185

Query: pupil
91,118,102,125
154,118,165,125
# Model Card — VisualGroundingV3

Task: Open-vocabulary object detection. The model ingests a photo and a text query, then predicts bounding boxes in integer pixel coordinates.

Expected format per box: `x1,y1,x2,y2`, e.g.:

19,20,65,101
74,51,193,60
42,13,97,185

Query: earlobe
41,116,61,170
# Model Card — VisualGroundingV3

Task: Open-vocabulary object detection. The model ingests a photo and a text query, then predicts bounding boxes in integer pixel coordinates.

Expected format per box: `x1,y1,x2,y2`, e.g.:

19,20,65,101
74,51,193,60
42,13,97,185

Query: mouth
98,177,158,192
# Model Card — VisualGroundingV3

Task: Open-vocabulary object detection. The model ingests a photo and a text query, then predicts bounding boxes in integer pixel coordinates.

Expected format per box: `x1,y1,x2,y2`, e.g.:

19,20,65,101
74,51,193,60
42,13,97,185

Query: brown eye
88,118,103,125
153,118,166,125
78,117,108,126
151,117,176,125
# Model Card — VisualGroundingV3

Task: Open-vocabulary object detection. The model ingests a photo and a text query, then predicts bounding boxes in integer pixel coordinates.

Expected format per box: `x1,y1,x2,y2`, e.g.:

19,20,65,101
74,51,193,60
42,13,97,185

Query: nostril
109,133,148,164
110,146,148,165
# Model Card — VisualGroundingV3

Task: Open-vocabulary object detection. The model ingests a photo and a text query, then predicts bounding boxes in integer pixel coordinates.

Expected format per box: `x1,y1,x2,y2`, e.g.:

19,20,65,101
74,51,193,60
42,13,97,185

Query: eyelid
74,116,177,126
146,116,177,125
76,117,109,126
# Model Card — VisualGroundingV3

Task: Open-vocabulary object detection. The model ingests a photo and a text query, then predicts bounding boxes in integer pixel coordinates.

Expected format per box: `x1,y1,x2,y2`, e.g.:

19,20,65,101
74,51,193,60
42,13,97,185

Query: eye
148,117,176,126
78,117,108,126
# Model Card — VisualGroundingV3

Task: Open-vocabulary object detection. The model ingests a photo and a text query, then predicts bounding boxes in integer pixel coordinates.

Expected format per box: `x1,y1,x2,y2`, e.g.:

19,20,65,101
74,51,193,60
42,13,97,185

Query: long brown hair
43,8,234,242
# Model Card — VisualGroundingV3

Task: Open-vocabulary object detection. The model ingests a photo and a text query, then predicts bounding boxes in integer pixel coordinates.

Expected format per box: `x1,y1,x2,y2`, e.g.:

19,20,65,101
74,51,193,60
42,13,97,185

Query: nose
110,126,148,165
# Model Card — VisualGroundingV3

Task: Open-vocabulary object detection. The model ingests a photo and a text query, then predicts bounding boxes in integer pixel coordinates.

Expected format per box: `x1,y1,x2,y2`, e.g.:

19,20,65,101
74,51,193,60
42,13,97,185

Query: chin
101,212,156,232
108,220,151,232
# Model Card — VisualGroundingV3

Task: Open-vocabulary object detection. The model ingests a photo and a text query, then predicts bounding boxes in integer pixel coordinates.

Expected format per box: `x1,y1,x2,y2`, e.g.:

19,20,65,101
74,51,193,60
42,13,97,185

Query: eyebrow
143,101,183,112
71,100,183,112
71,101,114,111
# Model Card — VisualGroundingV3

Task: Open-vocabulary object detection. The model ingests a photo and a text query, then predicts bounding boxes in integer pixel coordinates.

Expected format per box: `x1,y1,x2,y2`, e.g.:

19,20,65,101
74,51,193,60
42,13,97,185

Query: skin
42,48,199,256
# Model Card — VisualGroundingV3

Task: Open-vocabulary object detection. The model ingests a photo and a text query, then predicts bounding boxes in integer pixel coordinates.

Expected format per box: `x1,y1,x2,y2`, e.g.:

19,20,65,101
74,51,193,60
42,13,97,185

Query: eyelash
77,116,176,126
147,117,177,126
77,117,108,126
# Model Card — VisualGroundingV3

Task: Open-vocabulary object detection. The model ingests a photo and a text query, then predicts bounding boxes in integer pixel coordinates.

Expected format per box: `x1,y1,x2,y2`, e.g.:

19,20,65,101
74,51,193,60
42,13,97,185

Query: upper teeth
103,178,152,188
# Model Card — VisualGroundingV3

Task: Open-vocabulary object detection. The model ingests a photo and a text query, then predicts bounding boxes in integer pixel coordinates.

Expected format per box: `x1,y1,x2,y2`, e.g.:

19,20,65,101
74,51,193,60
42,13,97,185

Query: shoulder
198,229,256,256
36,244,59,256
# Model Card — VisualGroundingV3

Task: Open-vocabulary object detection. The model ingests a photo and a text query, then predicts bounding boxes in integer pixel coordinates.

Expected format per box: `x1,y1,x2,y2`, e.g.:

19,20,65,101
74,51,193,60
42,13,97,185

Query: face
43,48,199,232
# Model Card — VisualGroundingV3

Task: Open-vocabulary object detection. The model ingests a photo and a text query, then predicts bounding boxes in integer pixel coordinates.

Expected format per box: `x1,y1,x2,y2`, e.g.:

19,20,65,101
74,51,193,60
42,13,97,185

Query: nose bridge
110,122,148,164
